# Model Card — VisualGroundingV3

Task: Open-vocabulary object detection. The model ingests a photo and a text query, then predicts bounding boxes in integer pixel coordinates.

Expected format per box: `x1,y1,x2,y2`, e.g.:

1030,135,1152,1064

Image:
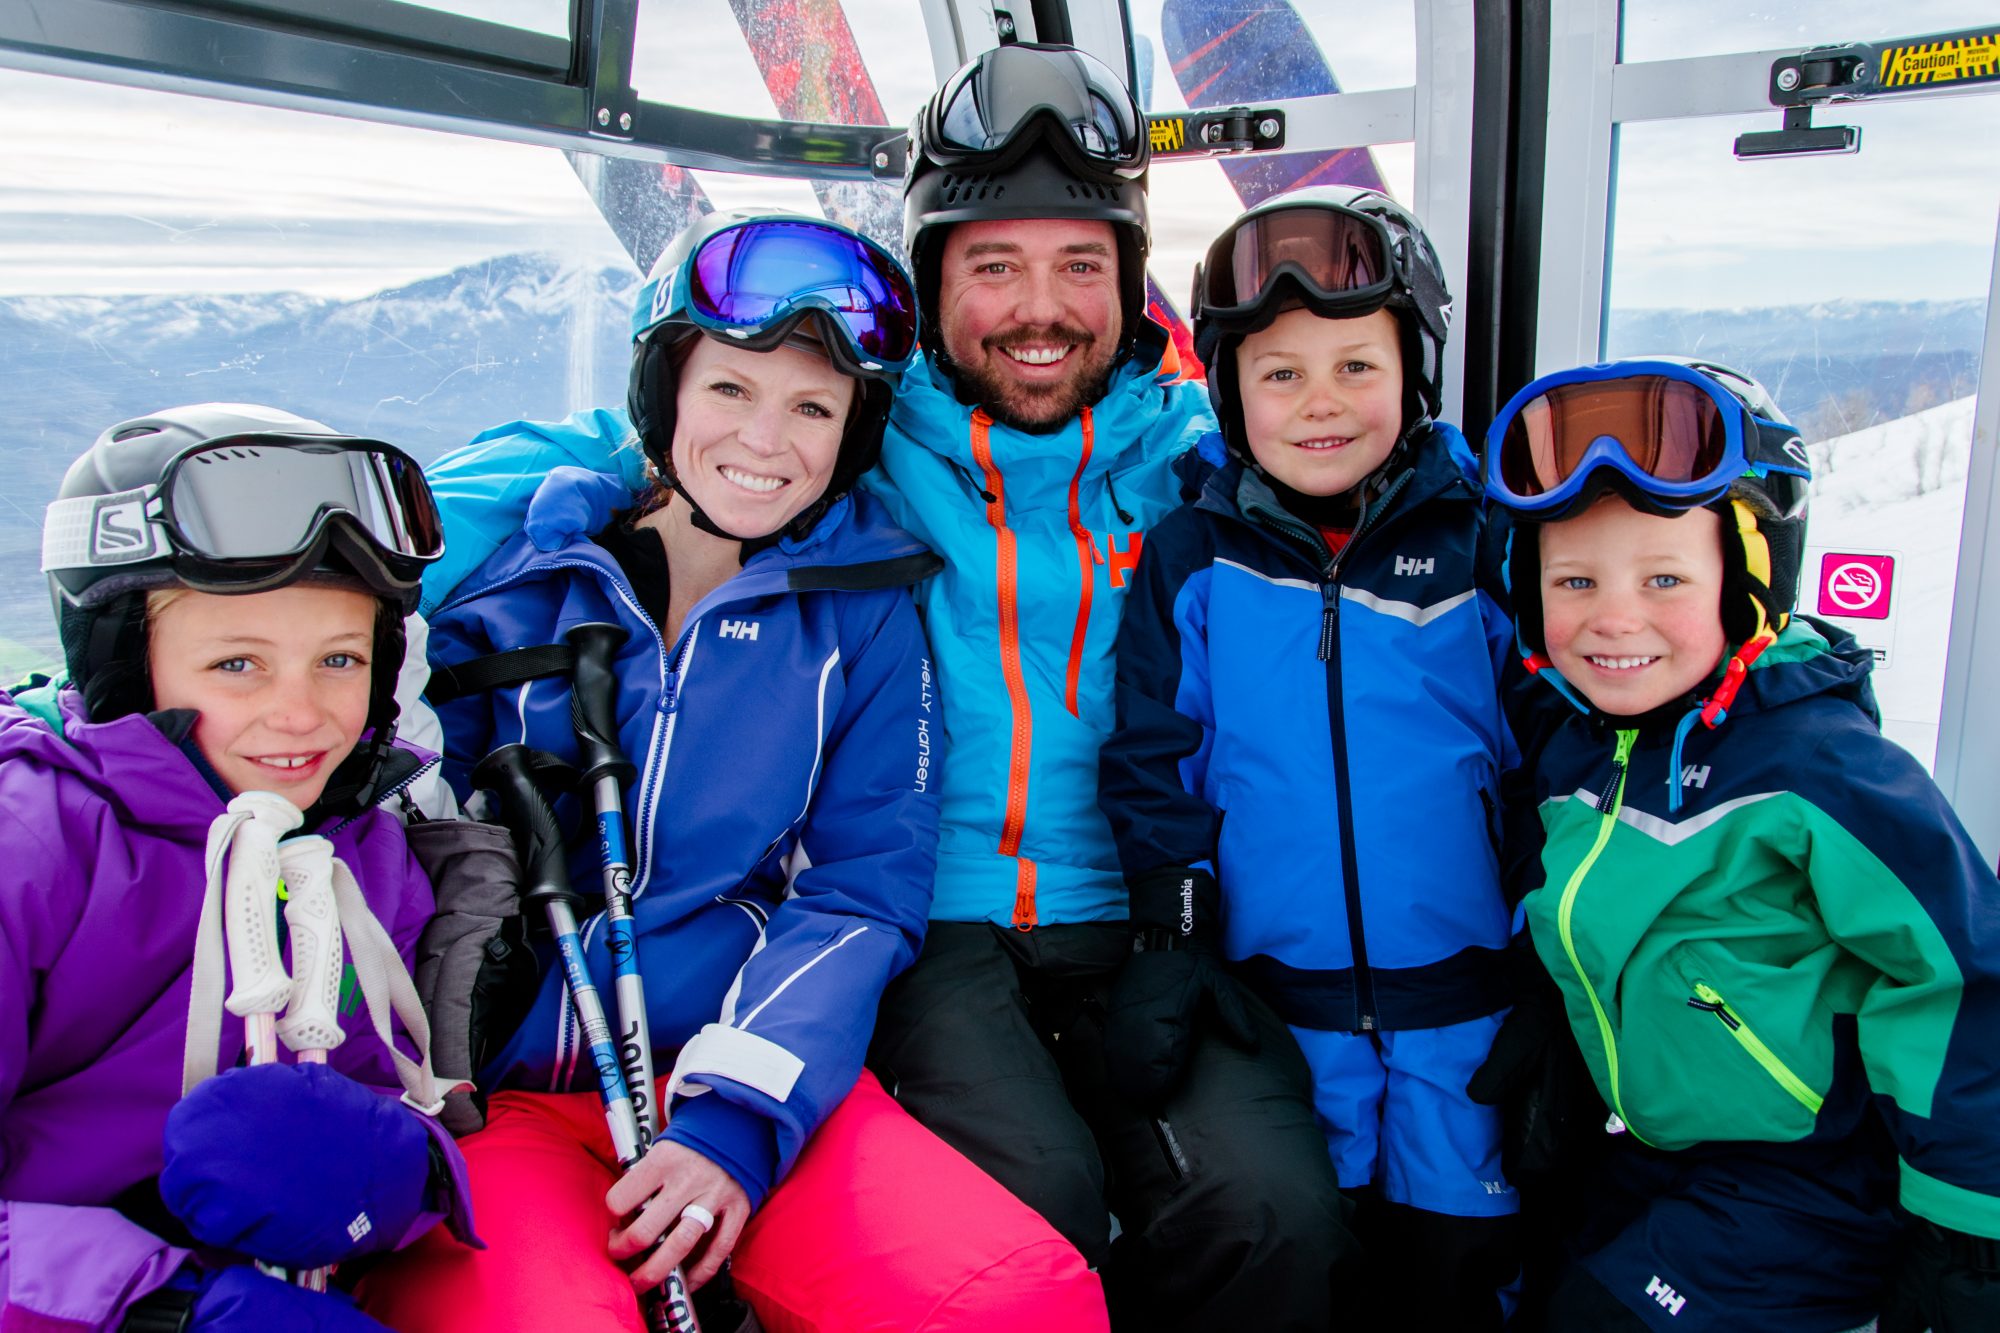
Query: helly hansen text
1645,1277,1686,1316
1395,555,1434,576
718,619,760,641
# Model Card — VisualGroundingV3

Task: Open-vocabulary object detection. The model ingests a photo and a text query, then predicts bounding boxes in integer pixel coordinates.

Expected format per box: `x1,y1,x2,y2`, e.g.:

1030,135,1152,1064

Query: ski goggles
640,218,918,376
43,434,443,596
1192,201,1397,329
1484,361,1811,520
925,43,1147,183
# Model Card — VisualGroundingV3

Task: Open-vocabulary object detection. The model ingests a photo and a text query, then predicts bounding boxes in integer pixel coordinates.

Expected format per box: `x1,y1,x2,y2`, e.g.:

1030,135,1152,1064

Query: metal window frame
0,0,891,178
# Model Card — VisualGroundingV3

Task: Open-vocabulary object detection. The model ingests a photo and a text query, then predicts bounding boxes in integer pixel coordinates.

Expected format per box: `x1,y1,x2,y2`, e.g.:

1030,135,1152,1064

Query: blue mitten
161,1063,435,1269
123,1267,393,1332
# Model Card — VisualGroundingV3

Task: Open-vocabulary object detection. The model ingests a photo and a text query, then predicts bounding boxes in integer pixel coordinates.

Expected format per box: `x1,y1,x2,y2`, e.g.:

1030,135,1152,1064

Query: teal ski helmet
626,210,919,542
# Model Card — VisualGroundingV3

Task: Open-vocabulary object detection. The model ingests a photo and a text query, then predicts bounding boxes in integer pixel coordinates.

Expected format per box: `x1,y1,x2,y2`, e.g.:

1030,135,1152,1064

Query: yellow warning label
1149,117,1187,154
1880,34,2000,87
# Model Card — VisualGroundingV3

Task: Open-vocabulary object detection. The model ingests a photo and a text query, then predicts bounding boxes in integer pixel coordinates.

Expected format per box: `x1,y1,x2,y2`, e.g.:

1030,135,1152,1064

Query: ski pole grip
473,744,580,913
277,836,346,1056
566,622,636,787
222,792,304,1017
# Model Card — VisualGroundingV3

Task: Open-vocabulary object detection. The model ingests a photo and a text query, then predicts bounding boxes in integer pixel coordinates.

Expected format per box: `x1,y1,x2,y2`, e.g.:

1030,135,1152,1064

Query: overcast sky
0,0,1995,310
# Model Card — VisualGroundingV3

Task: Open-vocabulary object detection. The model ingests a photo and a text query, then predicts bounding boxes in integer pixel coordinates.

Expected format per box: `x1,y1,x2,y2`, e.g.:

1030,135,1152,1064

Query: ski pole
222,793,306,1068
566,621,659,1148
473,744,701,1333
277,834,346,1293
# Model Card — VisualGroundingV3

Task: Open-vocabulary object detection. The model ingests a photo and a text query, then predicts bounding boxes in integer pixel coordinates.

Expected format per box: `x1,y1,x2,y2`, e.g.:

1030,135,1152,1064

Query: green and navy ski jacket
1524,620,2000,1239
863,330,1215,929
1099,426,1520,1032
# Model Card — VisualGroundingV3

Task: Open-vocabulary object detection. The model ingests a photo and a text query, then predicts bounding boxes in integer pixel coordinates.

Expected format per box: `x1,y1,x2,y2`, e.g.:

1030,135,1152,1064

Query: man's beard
951,324,1119,434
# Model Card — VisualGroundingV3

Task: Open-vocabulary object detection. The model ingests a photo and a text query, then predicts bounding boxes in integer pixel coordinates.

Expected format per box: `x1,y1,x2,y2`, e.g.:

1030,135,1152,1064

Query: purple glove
161,1063,435,1269
123,1267,392,1332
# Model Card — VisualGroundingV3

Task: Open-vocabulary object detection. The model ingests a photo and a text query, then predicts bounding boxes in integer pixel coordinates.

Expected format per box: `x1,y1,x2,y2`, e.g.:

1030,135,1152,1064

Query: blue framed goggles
1484,360,1810,520
634,217,918,378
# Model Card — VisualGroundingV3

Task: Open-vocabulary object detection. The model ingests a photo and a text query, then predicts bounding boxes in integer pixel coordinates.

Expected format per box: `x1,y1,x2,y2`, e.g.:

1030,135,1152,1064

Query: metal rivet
874,151,890,169
596,107,611,126
619,112,633,131
1850,64,1871,83
1775,67,1800,92
1258,118,1279,139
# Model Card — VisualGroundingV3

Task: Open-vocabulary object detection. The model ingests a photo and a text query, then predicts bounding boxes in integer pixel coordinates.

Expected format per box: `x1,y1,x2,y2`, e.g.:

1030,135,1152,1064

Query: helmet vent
1063,181,1118,202
939,173,1005,204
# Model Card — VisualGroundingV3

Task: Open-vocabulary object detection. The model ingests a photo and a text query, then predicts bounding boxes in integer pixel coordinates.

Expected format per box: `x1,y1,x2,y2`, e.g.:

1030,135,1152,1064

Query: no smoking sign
1818,553,1895,621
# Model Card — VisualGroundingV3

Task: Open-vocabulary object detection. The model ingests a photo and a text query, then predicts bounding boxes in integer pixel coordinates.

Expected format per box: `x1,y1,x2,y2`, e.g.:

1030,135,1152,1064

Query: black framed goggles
1192,202,1398,328
43,434,443,596
926,44,1146,183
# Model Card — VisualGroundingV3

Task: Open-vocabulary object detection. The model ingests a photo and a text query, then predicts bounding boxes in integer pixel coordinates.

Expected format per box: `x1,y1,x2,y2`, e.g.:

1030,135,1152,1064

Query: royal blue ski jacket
425,430,942,1206
863,334,1215,930
1099,427,1519,1033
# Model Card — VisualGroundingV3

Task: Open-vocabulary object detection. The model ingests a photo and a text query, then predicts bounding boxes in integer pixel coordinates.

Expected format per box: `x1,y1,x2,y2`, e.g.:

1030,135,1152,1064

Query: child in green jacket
1477,357,2000,1333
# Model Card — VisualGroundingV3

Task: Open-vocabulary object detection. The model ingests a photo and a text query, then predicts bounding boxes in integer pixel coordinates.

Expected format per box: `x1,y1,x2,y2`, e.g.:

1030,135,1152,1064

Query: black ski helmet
625,210,916,544
1191,185,1453,461
1500,357,1810,663
42,403,440,810
904,42,1153,367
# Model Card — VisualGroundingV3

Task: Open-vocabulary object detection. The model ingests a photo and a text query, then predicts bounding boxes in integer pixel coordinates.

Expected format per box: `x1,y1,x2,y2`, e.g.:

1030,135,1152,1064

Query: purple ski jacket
0,688,474,1331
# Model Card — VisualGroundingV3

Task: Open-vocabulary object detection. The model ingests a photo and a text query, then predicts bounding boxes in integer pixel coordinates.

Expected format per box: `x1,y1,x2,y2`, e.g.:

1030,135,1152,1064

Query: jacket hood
886,336,1201,507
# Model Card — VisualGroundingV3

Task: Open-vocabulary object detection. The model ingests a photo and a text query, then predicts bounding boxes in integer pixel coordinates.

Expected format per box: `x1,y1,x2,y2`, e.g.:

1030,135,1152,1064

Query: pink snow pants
358,1071,1107,1332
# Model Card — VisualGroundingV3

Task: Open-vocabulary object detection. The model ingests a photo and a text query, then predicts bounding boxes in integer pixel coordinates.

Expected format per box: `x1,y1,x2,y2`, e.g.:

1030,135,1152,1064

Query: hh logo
718,619,760,641
1395,555,1434,576
1107,532,1144,589
1645,1277,1686,1317
1680,765,1710,789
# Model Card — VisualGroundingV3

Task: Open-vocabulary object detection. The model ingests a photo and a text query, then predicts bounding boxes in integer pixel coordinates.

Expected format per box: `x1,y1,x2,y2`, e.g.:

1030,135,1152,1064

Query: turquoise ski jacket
866,340,1215,927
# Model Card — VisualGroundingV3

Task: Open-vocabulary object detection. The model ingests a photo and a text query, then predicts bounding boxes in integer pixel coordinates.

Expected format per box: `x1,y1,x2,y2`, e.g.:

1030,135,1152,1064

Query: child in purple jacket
0,404,473,1331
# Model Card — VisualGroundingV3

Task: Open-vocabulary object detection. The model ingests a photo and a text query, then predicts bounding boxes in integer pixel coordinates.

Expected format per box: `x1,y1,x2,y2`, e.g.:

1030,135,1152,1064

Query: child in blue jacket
1099,187,1522,1328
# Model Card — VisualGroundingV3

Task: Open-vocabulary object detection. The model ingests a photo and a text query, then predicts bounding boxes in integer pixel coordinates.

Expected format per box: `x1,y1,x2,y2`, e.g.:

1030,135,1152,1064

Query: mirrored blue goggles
677,219,918,375
1484,361,1810,519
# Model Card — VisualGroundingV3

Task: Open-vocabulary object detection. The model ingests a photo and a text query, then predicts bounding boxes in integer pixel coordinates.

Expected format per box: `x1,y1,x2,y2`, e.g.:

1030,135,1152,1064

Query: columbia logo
1395,555,1434,576
1645,1276,1686,1316
718,619,760,641
347,1211,373,1243
1680,765,1710,789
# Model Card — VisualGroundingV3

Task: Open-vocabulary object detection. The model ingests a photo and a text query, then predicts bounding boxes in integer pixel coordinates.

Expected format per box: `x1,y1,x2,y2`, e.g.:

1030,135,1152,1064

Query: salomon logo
1645,1276,1686,1316
718,619,760,641
90,497,153,561
1680,765,1710,789
1395,555,1434,576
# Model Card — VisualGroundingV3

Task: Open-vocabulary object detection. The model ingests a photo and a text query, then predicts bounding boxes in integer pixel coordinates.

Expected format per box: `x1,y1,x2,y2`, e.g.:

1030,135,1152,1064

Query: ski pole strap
424,644,576,707
326,854,470,1117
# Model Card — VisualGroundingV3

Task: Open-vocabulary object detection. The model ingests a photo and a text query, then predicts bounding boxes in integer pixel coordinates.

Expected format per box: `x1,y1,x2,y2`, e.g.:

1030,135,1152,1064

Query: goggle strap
42,487,169,573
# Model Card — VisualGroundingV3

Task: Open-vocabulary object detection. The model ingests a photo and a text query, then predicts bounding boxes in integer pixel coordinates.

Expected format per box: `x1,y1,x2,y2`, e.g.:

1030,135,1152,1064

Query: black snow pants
868,921,1362,1333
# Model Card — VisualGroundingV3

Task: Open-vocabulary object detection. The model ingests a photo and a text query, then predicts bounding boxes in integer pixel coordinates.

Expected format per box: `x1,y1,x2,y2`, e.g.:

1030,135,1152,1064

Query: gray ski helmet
45,403,431,806
1192,186,1453,457
904,43,1153,366
626,209,910,543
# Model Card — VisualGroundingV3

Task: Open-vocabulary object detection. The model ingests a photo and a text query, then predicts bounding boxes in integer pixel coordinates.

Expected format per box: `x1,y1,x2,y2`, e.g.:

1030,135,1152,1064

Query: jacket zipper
1247,471,1410,1031
1687,982,1825,1115
1061,406,1096,718
1557,729,1644,1141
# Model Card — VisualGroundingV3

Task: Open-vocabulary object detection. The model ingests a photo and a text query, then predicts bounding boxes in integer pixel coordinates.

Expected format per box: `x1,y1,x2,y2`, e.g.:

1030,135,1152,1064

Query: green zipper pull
1688,981,1825,1115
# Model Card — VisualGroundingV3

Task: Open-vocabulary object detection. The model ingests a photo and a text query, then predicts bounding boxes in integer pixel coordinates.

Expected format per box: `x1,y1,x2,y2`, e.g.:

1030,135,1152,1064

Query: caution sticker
1879,33,2000,88
1148,117,1187,154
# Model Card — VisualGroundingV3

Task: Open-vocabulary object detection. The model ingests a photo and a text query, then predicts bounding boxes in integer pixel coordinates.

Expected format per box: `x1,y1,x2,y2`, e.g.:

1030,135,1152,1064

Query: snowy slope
1802,395,1979,769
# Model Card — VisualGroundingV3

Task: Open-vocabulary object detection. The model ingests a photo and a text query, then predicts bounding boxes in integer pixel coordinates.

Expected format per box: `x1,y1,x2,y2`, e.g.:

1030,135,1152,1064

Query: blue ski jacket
864,338,1215,929
425,421,942,1206
1099,426,1519,1032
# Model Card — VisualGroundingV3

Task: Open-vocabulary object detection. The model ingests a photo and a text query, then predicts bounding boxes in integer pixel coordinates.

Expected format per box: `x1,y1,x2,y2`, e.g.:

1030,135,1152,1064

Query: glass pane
0,69,637,680
632,0,941,129
1603,95,2000,765
375,1,569,39
1621,0,1998,64
1128,0,1416,110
